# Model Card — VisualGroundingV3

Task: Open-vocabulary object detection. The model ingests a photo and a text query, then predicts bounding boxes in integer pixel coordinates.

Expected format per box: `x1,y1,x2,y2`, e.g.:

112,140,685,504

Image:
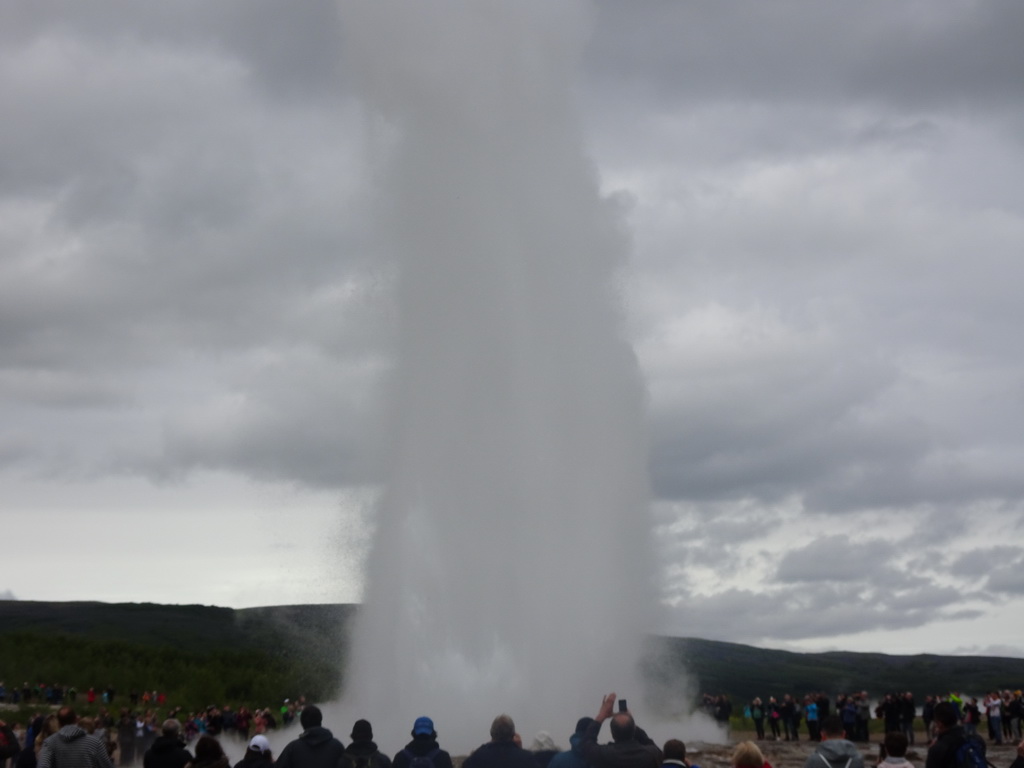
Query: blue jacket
549,735,589,768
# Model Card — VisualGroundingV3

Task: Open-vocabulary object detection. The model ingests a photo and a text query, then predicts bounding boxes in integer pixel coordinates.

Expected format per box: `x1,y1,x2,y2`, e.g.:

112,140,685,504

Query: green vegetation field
4,601,1024,717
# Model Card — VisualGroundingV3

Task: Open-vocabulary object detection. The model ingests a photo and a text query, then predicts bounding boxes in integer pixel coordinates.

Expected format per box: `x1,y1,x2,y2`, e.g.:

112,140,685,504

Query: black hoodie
277,726,346,768
343,740,392,768
144,735,193,768
392,737,453,768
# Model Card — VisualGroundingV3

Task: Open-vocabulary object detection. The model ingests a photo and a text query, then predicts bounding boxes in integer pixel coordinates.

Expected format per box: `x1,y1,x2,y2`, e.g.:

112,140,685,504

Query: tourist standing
37,708,113,768
342,720,391,768
548,718,594,768
802,716,864,768
580,693,661,768
276,706,345,768
392,717,453,768
926,702,983,768
463,715,538,768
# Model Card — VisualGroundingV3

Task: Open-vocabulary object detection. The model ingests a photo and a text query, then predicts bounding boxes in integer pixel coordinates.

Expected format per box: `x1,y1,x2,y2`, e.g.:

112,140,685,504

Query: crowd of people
0,697,306,768
733,704,1024,768
697,689,1024,745
4,690,1024,768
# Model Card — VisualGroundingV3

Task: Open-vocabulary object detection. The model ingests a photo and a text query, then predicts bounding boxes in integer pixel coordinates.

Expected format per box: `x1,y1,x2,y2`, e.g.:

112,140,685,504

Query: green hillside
3,600,1023,713
646,635,1024,702
0,601,354,711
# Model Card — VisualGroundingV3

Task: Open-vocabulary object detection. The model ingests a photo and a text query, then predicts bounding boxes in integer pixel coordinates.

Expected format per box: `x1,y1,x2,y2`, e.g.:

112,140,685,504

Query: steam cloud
340,0,658,749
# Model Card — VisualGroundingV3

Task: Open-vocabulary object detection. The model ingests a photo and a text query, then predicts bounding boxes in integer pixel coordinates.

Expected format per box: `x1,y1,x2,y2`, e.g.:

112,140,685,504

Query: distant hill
0,600,354,654
647,636,1024,702
0,601,355,708
3,600,1023,706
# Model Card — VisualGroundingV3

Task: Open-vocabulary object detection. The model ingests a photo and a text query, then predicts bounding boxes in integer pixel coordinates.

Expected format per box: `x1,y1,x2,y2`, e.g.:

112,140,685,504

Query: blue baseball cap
413,716,434,736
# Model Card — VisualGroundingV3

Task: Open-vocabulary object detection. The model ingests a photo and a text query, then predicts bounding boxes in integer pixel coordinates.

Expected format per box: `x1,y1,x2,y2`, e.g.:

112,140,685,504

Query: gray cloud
776,537,896,583
2,1,1024,652
986,562,1024,595
663,584,984,645
585,1,1024,111
950,547,1024,577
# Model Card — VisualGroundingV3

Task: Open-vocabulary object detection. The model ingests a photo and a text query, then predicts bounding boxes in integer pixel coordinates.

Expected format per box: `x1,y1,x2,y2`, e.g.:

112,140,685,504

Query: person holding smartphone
580,693,660,768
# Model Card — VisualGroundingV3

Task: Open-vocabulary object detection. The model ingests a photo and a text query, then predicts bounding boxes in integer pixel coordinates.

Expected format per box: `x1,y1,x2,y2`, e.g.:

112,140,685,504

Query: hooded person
143,720,193,768
192,736,229,768
37,708,113,768
342,720,392,768
549,718,595,768
803,716,864,768
276,706,346,768
234,736,274,768
392,717,453,768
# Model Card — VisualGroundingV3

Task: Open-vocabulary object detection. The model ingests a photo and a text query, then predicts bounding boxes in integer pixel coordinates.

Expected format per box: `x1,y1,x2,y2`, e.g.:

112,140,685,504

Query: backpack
816,755,851,768
351,752,385,768
403,747,440,768
954,735,987,768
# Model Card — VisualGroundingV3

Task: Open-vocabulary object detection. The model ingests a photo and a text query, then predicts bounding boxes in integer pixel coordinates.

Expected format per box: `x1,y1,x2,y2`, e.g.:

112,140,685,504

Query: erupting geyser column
341,0,656,747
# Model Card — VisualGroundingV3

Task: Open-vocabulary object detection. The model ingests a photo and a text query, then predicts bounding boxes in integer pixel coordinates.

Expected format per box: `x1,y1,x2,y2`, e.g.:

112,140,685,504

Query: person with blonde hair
732,742,769,768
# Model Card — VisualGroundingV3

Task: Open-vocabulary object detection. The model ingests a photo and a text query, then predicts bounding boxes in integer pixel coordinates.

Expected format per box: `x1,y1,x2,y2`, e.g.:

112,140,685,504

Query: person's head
531,732,557,752
574,717,594,737
663,739,687,763
490,715,516,743
161,719,182,738
57,708,77,727
609,712,636,743
883,732,908,758
195,736,224,763
300,706,322,731
248,735,271,758
412,716,436,740
351,719,373,742
732,741,764,768
820,715,844,740
78,717,95,734
932,702,958,733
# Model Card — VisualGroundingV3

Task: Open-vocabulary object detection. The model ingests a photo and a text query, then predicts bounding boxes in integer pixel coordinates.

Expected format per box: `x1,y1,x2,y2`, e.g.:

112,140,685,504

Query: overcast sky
3,0,1024,658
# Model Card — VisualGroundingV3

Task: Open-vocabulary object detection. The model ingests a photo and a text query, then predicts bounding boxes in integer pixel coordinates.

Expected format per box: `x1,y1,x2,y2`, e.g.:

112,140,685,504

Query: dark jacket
392,738,452,768
464,742,538,768
802,739,864,768
580,720,660,768
343,740,392,768
144,736,193,768
0,725,19,761
234,753,274,768
925,726,978,768
277,727,346,768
